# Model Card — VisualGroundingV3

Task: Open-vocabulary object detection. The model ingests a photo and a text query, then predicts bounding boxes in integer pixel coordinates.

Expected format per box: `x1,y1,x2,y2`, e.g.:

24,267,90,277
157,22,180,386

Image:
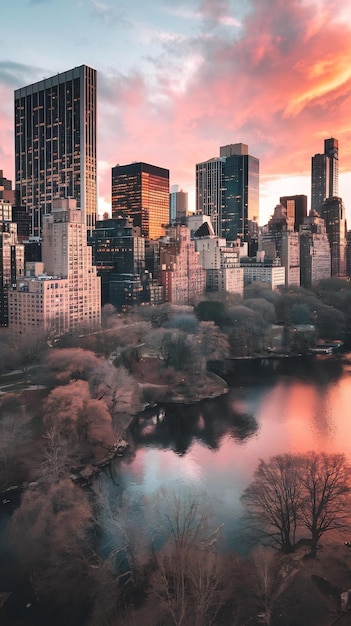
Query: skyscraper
14,65,97,239
111,162,169,240
196,143,259,241
321,196,346,277
311,138,338,214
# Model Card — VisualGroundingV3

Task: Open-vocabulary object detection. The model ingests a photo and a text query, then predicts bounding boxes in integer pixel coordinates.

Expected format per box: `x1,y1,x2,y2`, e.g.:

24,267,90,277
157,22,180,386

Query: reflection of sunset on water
105,356,351,552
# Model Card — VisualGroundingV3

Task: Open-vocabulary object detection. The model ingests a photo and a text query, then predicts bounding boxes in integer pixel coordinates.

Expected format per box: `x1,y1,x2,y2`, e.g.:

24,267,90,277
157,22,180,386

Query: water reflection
102,355,351,554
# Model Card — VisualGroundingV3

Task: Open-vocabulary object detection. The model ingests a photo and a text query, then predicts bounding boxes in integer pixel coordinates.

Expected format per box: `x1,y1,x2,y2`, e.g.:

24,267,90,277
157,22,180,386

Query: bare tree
298,452,351,557
252,547,300,626
241,455,302,553
149,490,226,626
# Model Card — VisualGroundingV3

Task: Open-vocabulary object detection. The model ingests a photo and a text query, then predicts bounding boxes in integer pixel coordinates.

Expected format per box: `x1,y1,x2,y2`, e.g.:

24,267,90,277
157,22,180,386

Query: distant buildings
15,65,97,238
9,199,100,336
196,143,259,241
170,185,188,224
112,162,169,240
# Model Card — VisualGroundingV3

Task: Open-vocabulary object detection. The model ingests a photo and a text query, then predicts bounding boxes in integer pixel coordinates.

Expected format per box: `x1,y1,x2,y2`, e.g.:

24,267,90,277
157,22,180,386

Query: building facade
91,216,145,305
15,65,97,238
280,195,307,232
311,138,339,214
196,143,259,241
9,199,100,336
0,203,25,326
259,205,300,286
170,185,188,224
159,225,206,304
299,210,331,289
321,196,346,277
111,162,169,240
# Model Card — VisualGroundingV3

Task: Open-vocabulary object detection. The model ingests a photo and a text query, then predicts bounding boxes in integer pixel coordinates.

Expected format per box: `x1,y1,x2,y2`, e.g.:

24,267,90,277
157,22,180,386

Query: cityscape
0,64,349,337
2,2,351,625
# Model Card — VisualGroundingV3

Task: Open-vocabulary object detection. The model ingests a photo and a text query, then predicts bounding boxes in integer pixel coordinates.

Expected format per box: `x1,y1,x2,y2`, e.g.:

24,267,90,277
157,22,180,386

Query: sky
1,0,351,225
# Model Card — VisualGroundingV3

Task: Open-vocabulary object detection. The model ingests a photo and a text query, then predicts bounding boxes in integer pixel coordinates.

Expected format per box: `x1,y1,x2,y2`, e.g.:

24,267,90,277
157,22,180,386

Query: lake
97,354,351,554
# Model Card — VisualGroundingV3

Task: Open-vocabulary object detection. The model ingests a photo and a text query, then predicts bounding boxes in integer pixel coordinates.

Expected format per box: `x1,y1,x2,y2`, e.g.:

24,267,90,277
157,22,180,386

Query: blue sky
1,0,351,223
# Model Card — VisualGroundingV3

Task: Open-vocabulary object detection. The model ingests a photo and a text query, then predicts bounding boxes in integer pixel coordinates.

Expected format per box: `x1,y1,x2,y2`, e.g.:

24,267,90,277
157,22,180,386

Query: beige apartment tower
9,199,101,336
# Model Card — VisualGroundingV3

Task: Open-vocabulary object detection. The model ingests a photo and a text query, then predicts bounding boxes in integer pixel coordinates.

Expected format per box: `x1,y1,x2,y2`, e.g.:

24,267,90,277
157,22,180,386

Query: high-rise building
299,210,331,289
111,162,169,240
159,225,206,304
196,143,259,241
259,204,300,286
14,65,97,239
311,138,338,214
280,195,307,232
9,199,100,336
321,196,346,277
0,202,25,326
91,216,145,304
170,185,188,224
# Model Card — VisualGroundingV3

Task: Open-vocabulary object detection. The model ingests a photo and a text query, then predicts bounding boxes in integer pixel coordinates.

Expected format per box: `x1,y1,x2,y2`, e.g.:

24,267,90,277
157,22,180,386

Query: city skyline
1,0,351,226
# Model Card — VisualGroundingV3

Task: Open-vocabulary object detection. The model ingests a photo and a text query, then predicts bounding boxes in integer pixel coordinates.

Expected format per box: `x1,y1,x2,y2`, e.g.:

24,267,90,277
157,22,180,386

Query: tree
251,548,300,626
241,455,301,553
195,300,229,328
227,305,267,356
7,479,95,625
298,452,351,557
40,425,80,482
0,395,32,489
148,490,227,626
197,321,230,371
242,453,351,558
43,347,102,386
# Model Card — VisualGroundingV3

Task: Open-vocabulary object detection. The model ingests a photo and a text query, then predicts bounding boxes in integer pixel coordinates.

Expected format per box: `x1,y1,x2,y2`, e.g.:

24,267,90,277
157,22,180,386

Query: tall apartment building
311,138,338,214
9,199,100,336
299,210,331,289
111,162,169,240
170,185,188,224
259,204,300,286
0,203,25,326
321,196,346,277
196,143,259,241
280,195,307,232
159,225,206,304
15,65,97,239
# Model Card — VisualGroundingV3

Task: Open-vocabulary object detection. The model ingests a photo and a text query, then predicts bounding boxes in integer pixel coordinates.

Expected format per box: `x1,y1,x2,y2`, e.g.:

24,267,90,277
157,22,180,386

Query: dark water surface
98,355,351,554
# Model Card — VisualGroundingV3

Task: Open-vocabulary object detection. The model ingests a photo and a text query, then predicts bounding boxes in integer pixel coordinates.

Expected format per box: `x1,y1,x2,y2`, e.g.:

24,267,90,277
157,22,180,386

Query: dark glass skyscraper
14,65,97,238
311,138,338,214
111,162,169,240
196,143,259,240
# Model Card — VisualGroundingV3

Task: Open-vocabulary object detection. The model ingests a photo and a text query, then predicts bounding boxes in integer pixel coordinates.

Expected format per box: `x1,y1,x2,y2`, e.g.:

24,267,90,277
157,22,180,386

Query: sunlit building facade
259,204,300,286
112,162,169,240
15,65,97,238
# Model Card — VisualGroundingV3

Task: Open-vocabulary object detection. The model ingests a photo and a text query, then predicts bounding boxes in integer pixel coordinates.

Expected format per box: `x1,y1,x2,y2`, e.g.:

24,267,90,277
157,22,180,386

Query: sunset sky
1,0,351,225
